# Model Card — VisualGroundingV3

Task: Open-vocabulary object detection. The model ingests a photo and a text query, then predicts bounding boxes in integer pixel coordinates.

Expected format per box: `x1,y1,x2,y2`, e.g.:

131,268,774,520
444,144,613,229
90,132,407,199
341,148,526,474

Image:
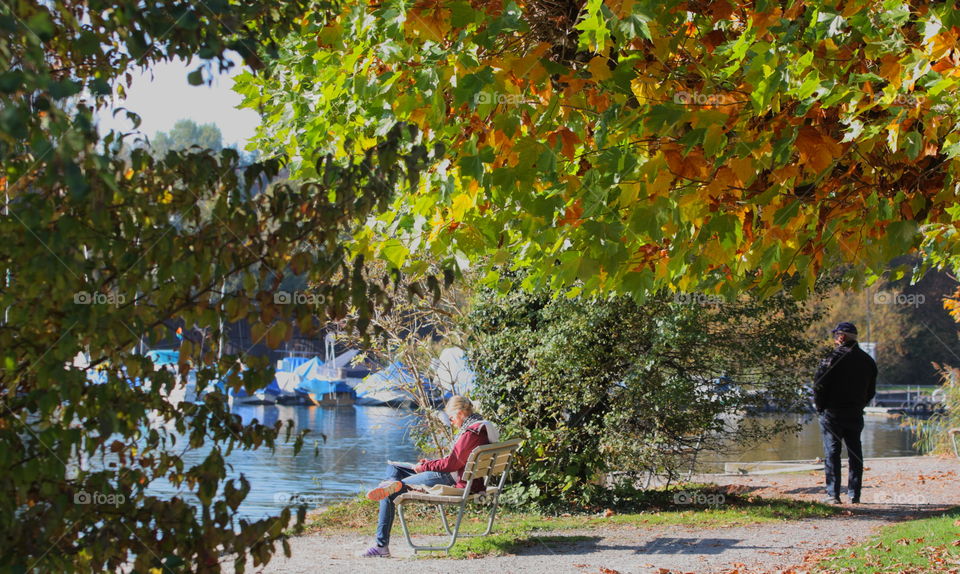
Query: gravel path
240,456,958,574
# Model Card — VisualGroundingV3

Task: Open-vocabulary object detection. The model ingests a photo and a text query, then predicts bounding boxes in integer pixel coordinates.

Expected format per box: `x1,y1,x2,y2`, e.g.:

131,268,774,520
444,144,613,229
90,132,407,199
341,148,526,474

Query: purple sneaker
360,545,390,558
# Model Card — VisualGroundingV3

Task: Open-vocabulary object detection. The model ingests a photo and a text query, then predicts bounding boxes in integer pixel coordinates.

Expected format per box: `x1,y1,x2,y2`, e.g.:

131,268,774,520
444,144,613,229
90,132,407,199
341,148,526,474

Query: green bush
467,288,820,507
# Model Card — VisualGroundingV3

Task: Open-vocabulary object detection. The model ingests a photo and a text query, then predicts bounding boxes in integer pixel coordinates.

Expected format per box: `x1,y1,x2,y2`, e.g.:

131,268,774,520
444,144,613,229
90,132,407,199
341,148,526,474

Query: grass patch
297,487,841,558
815,507,960,573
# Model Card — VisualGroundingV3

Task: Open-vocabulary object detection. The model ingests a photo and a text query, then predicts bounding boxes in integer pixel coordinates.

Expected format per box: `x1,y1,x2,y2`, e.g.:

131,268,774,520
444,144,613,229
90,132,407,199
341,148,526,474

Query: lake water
148,407,921,520
698,413,922,472
146,405,422,520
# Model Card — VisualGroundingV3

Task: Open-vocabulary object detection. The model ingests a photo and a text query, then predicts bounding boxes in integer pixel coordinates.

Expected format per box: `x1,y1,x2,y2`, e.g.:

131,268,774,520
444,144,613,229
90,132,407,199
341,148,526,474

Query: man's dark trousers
819,407,864,500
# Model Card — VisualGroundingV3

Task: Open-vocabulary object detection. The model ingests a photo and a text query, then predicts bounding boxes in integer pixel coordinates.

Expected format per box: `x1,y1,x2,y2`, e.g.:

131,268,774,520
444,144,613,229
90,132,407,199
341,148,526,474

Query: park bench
395,438,522,553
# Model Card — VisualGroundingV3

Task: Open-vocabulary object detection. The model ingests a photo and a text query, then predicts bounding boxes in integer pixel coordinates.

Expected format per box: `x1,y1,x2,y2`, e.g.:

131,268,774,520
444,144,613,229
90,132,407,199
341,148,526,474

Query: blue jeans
819,409,865,500
376,465,455,547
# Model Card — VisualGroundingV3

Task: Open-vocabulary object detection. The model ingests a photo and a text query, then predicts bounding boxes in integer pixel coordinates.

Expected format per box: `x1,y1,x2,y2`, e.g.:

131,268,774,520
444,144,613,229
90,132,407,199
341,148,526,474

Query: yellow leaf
608,0,636,18
630,77,655,104
841,1,867,17
564,174,581,195
728,157,755,185
703,239,727,261
618,182,641,207
588,56,612,82
649,171,674,196
403,5,450,41
926,29,958,60
450,192,474,220
655,257,670,280
716,166,743,189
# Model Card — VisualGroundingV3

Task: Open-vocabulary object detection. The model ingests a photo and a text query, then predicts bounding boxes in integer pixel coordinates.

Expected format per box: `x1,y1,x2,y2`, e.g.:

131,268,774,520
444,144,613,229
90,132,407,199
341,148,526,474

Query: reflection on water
147,405,421,520
699,413,921,472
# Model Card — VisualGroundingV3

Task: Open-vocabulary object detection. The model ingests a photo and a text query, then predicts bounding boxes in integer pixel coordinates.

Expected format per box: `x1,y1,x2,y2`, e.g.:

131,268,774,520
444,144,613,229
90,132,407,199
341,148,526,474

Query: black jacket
813,342,878,412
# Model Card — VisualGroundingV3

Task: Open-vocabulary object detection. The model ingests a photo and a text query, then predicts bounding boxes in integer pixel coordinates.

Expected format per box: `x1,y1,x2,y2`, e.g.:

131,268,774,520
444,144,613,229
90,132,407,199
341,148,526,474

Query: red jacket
420,423,490,493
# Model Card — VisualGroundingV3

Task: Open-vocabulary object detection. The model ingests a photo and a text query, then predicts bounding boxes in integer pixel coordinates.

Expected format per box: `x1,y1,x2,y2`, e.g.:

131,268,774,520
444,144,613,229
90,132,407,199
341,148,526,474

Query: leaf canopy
244,0,960,299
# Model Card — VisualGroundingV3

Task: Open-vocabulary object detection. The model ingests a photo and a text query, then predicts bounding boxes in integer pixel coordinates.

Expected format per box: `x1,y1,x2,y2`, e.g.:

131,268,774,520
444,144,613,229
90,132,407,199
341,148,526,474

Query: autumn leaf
588,55,613,81
796,126,843,173
547,127,581,161
559,198,584,227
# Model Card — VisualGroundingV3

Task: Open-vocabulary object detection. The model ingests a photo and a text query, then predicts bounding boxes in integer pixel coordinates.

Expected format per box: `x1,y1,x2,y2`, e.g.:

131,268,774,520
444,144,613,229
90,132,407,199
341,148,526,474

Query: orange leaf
932,57,956,73
752,7,782,35
664,147,709,180
548,127,581,161
879,54,903,87
559,198,583,227
796,126,842,173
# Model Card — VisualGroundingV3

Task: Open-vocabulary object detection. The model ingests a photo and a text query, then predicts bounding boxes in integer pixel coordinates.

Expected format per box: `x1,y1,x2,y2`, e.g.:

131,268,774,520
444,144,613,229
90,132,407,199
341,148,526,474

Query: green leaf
381,239,409,269
773,200,800,227
885,220,919,253
903,131,922,160
575,0,612,52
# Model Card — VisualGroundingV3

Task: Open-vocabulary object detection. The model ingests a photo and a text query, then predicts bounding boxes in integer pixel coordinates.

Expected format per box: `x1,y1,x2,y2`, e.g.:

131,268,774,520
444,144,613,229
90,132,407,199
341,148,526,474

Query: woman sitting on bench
360,395,499,558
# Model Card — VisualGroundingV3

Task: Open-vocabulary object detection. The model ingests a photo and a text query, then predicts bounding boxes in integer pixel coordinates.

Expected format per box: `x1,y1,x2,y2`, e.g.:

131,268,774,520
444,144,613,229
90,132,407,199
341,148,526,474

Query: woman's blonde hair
444,395,474,418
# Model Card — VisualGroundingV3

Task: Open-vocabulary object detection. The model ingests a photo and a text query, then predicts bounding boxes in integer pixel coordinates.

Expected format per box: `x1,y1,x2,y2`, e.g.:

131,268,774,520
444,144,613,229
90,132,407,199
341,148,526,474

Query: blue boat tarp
296,378,353,396
145,349,179,366
292,356,354,396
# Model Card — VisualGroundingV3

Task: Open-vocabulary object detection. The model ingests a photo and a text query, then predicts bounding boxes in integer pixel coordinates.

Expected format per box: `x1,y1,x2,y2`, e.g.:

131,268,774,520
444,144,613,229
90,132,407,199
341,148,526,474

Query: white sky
96,55,261,148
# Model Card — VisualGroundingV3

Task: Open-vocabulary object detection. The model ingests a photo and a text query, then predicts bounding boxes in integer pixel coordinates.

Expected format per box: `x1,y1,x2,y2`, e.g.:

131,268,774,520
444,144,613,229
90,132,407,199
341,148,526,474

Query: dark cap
831,322,858,335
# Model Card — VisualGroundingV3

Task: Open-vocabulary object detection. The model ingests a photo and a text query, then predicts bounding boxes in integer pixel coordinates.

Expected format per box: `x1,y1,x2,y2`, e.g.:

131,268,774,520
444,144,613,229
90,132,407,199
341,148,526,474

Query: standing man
813,322,878,504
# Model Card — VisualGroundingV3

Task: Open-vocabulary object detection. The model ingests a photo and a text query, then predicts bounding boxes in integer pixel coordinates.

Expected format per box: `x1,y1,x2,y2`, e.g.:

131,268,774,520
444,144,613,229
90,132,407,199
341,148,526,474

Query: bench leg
438,504,452,535
397,501,469,553
448,494,501,538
